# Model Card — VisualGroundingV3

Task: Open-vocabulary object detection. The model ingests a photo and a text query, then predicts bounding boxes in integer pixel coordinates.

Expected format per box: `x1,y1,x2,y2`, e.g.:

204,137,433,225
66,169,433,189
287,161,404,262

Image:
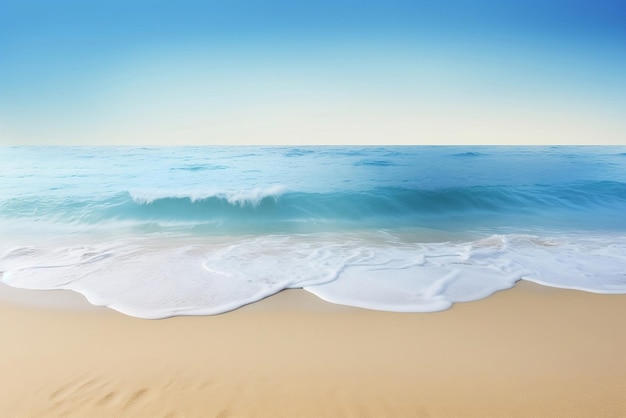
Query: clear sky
1,0,625,145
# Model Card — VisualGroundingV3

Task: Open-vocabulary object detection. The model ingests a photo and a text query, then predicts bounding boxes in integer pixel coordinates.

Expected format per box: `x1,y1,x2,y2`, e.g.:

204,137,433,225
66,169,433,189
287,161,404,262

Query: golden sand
1,281,625,417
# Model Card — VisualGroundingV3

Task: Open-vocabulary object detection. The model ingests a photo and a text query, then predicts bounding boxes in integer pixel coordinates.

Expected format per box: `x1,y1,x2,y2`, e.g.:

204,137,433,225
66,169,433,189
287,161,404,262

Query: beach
1,281,624,418
3,0,626,413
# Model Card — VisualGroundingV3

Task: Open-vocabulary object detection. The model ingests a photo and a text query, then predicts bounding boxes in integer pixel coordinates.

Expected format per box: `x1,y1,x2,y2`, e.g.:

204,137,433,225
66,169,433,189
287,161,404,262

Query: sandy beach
1,281,625,418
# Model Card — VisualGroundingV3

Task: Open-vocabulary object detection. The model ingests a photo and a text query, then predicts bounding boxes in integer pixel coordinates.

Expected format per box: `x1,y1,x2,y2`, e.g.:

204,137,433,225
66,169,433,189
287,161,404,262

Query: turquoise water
1,146,626,318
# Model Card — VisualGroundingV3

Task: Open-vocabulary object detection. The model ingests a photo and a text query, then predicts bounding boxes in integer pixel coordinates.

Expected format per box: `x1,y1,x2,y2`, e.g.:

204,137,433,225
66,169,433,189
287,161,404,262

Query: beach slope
1,281,625,417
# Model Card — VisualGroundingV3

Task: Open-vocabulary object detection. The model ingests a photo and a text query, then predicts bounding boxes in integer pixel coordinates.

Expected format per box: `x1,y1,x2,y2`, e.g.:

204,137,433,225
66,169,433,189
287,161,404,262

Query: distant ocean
1,146,626,318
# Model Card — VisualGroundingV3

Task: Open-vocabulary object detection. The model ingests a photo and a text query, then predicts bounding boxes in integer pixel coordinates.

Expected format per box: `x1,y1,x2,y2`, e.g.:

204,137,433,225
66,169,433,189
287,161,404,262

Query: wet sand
1,281,625,417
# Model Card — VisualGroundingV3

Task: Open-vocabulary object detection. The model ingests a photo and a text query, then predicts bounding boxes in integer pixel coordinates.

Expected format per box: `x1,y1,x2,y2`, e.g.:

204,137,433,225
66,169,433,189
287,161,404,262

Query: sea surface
1,146,626,318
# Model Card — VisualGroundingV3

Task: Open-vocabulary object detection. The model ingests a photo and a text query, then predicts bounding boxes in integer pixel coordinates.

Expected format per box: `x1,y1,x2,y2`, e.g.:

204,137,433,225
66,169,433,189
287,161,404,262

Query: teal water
1,146,625,318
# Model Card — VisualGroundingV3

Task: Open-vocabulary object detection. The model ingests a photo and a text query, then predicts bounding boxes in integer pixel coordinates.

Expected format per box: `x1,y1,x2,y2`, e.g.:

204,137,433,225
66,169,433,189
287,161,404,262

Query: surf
1,145,626,318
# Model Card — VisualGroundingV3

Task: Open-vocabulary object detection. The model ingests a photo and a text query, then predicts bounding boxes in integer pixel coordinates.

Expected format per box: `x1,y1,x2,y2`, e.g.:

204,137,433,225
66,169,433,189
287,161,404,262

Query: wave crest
130,185,288,207
2,182,626,232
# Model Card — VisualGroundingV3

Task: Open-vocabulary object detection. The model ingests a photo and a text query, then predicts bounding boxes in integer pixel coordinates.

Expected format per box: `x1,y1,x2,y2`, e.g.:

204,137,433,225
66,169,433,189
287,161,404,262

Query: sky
1,0,625,145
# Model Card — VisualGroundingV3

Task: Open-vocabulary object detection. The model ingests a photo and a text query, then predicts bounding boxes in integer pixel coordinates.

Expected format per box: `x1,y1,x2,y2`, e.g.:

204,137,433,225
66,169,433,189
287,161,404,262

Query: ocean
1,146,625,319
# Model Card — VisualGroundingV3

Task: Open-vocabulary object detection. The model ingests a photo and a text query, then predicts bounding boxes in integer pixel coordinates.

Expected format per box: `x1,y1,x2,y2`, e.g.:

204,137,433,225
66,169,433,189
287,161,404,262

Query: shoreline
1,281,625,417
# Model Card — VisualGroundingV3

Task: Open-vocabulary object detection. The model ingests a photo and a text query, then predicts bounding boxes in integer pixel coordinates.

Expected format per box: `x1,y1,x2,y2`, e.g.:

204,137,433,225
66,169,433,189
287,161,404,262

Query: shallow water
1,146,625,318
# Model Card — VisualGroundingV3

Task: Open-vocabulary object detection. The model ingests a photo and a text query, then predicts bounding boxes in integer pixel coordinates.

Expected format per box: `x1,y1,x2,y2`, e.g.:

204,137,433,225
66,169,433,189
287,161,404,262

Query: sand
0,281,625,418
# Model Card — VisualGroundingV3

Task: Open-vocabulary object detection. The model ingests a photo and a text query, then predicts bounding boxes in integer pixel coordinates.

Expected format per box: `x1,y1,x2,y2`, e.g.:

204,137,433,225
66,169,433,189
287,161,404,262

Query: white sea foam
2,231,625,318
129,185,288,207
304,236,525,312
504,234,626,293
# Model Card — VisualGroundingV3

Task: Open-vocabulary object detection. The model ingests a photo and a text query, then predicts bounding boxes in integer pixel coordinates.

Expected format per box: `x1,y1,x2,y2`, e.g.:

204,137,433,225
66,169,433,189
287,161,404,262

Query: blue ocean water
1,146,626,318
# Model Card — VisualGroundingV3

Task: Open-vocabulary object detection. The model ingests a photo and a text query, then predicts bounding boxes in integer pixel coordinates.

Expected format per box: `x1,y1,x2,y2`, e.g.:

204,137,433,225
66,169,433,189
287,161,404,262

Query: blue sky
1,0,625,145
